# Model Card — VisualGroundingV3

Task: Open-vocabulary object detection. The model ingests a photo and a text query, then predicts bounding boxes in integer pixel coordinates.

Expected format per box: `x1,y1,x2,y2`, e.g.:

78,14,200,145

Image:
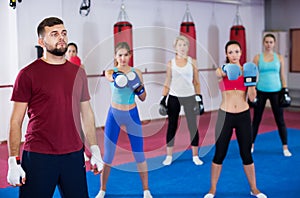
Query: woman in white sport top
160,35,205,166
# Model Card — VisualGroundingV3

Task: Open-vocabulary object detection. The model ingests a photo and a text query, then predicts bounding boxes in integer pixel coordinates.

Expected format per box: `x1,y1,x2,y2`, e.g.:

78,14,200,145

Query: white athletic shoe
250,191,267,198
204,193,215,198
283,149,292,157
162,155,172,166
193,156,203,165
95,190,105,198
143,190,153,198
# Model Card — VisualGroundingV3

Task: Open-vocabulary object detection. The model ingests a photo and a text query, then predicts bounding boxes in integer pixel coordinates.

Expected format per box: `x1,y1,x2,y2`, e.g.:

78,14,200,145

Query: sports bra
219,75,247,92
110,68,135,105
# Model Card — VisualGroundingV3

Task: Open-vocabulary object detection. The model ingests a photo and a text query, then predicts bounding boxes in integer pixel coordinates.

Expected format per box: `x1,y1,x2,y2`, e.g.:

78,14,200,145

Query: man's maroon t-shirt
11,59,90,154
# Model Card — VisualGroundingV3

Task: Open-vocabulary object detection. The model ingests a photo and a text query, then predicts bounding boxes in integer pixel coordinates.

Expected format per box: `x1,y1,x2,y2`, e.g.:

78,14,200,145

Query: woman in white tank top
160,35,205,166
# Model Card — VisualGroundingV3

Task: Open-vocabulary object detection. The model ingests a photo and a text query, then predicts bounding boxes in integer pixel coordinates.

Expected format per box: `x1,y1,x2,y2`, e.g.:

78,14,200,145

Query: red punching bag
230,25,246,65
180,5,196,59
113,3,133,66
230,9,246,65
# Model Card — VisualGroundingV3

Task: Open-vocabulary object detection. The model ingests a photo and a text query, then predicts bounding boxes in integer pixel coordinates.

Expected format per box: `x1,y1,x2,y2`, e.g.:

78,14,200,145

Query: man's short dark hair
37,17,64,38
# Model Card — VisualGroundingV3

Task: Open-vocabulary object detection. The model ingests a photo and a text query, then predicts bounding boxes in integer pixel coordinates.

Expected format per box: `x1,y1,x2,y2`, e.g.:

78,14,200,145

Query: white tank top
169,57,195,97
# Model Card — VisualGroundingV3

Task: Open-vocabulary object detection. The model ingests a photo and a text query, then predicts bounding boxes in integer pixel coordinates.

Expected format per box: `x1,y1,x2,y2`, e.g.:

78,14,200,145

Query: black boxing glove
279,88,291,107
159,96,168,116
248,97,258,108
194,94,204,115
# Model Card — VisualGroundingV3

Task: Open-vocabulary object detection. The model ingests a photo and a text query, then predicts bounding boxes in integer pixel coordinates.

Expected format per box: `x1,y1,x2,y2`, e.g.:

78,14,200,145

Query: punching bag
113,3,133,66
230,25,246,65
230,8,246,65
180,22,196,59
180,5,196,59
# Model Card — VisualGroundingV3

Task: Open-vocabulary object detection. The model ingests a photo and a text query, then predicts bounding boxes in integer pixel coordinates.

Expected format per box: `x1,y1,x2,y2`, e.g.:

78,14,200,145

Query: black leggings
166,95,199,147
252,90,288,145
213,109,253,165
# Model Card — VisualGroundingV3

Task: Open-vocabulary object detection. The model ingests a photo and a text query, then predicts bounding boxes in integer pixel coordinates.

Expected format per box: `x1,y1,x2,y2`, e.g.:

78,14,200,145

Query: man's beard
47,47,67,56
44,42,68,56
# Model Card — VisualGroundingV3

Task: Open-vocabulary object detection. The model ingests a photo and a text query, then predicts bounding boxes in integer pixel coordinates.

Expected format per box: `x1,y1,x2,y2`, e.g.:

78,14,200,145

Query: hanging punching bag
230,25,246,65
230,8,246,65
180,5,196,59
113,3,133,66
180,22,196,59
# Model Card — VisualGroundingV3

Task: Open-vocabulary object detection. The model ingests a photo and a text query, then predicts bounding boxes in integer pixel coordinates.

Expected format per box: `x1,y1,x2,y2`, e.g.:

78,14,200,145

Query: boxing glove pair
158,94,205,116
112,71,145,96
222,62,257,87
248,88,292,108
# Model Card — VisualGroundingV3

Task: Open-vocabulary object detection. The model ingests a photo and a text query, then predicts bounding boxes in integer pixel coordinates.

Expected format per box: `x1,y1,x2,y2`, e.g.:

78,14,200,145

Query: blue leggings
103,106,145,164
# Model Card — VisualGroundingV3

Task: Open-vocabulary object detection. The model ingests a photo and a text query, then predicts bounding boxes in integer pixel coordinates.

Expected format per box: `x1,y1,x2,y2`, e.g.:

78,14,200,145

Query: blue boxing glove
126,71,145,96
222,64,242,80
243,62,257,86
112,71,128,88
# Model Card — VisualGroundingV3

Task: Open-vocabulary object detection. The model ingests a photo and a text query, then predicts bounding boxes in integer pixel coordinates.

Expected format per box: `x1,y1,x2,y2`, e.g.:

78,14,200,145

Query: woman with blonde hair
160,35,205,166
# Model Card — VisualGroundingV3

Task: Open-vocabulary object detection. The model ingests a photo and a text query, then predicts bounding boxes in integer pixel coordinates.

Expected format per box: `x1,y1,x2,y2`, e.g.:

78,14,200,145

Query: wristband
16,156,20,165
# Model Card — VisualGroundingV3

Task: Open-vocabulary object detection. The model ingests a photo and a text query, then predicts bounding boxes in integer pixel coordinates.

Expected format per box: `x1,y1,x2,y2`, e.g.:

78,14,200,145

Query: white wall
13,0,265,72
0,0,19,85
0,0,18,141
0,0,265,139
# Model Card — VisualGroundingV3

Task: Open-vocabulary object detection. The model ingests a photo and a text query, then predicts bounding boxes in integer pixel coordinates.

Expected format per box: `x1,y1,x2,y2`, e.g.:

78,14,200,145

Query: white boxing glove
90,145,103,173
7,156,26,186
